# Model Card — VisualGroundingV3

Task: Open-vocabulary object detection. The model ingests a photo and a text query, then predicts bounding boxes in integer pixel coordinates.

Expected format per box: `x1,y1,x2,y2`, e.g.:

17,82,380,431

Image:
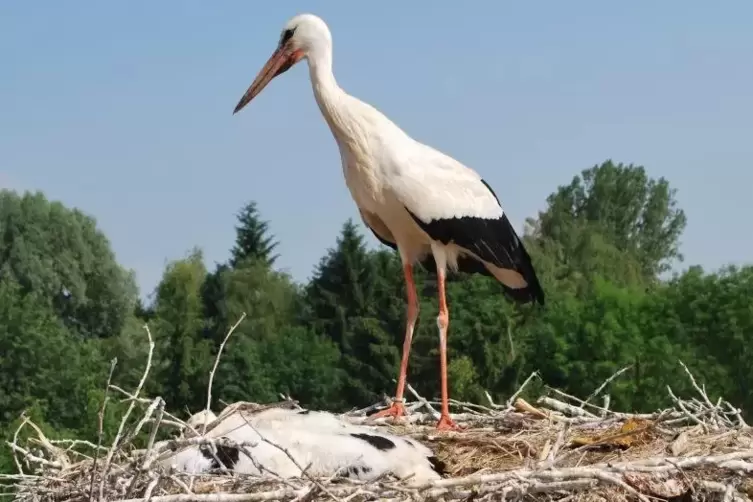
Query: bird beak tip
232,46,303,118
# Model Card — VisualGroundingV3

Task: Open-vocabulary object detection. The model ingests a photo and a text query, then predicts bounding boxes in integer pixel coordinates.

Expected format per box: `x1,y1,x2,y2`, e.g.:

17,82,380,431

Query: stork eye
280,28,295,46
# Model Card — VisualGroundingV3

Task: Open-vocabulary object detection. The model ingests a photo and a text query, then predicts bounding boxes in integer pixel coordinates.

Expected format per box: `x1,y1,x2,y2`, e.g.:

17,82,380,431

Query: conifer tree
230,201,279,268
304,220,401,406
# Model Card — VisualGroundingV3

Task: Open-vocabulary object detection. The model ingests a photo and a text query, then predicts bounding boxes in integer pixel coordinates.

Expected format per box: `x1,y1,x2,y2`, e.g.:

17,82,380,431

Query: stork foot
436,414,462,431
371,401,407,421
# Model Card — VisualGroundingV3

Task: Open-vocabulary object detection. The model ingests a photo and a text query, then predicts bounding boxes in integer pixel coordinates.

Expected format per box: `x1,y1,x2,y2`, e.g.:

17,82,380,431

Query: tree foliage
1,162,750,475
533,160,687,280
230,201,280,268
0,190,138,338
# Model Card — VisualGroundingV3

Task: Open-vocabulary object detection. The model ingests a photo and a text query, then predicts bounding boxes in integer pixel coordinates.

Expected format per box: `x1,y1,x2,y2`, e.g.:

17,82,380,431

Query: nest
3,318,753,501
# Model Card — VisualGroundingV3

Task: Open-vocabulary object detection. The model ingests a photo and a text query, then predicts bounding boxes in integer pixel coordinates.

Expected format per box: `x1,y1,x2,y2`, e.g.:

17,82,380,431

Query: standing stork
232,14,545,431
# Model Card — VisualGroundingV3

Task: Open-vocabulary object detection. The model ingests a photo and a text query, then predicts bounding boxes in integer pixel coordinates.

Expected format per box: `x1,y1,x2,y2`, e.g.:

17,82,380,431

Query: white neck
306,45,354,144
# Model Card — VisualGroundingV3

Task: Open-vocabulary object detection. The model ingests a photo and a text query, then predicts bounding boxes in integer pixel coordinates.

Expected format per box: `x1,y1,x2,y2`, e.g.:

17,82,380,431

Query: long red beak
233,45,303,115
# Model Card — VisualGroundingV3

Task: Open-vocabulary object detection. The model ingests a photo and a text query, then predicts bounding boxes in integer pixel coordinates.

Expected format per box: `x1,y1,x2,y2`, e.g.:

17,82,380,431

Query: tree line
1,160,751,473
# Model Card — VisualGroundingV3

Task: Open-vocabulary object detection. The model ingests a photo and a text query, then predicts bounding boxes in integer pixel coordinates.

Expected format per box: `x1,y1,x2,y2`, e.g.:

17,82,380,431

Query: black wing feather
363,223,488,277
405,179,545,306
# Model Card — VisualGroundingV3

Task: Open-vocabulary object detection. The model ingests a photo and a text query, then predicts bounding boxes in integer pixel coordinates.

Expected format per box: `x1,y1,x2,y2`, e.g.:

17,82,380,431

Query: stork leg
372,263,419,421
434,252,461,431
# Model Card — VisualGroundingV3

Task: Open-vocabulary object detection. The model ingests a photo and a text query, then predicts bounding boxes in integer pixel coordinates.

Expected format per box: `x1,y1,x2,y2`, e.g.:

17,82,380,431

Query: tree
0,280,103,430
649,265,753,415
134,297,155,322
531,160,687,279
0,190,138,338
229,201,279,268
150,248,212,412
200,262,230,343
4,160,753,477
304,220,401,406
210,259,343,409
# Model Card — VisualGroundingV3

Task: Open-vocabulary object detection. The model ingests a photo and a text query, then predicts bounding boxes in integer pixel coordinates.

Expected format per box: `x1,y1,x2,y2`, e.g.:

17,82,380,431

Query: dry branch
5,320,752,502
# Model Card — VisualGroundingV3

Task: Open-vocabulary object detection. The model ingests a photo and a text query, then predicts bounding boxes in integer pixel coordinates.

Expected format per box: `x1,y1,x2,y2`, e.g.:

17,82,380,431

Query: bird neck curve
307,45,357,145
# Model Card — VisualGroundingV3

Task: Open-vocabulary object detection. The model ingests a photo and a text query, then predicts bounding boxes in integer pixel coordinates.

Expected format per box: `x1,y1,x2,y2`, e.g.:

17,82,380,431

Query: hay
3,318,753,501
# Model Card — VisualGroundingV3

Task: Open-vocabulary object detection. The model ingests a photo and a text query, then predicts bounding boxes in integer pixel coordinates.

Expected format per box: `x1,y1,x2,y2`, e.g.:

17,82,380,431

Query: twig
679,360,715,410
537,397,597,418
99,325,154,501
11,413,31,474
4,443,62,470
580,365,631,408
505,371,539,409
125,397,165,499
13,358,753,502
667,385,708,432
204,312,247,435
405,383,440,418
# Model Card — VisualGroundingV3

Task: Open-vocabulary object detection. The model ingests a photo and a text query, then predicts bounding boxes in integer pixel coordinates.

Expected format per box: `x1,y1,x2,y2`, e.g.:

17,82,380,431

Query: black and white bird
232,13,545,430
160,406,445,484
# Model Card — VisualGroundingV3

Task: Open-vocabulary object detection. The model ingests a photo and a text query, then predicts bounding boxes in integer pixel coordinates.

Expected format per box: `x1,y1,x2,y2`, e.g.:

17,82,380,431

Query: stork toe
371,401,407,421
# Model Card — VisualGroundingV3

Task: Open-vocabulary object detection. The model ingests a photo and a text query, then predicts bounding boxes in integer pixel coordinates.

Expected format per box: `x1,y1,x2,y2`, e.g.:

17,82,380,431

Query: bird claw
435,414,462,431
371,402,407,421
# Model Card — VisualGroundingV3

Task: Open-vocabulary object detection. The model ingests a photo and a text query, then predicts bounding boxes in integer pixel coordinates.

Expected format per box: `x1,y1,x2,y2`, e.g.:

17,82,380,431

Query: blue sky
2,2,751,302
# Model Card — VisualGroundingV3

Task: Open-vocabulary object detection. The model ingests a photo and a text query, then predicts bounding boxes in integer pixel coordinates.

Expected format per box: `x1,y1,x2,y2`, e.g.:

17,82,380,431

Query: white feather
388,140,504,223
160,408,441,484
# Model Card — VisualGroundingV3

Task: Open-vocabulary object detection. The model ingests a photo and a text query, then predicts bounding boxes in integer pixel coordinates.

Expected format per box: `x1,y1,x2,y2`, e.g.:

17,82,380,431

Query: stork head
233,13,332,114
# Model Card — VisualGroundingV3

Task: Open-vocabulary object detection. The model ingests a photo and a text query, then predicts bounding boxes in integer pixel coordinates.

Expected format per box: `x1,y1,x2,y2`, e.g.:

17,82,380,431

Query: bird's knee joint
436,312,449,332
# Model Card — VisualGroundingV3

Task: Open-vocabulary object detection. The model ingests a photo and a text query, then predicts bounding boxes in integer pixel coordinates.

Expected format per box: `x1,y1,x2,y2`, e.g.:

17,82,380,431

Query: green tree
531,160,687,279
134,297,155,323
304,220,401,406
210,259,343,409
151,248,212,412
230,201,279,268
648,265,753,415
0,190,138,338
209,258,294,406
0,280,104,430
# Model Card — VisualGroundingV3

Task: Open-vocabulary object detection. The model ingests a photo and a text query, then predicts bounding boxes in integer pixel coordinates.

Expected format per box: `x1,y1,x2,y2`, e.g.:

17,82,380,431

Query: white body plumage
160,407,443,484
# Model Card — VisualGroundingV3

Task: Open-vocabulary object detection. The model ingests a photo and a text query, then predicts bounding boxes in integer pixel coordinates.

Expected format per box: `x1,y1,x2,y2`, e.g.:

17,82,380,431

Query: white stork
160,406,445,484
232,14,545,431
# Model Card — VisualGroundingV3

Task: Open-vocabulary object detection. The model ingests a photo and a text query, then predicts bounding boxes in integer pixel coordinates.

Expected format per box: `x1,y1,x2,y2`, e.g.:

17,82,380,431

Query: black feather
362,179,544,305
407,179,544,305
364,225,488,278
428,455,448,475
350,433,396,451
344,464,373,478
407,207,544,305
200,441,241,471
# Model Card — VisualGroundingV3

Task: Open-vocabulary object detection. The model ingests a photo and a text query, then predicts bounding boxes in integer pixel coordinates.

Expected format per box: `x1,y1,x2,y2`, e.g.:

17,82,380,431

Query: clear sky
2,2,751,302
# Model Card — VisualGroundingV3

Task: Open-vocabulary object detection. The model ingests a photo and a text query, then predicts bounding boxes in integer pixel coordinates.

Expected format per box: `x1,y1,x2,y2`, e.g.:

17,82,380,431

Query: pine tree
305,220,375,341
304,220,403,406
230,201,279,268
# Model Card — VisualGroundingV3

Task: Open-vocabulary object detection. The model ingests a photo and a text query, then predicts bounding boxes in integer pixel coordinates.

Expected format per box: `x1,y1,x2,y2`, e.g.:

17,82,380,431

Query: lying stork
160,405,445,484
232,14,545,431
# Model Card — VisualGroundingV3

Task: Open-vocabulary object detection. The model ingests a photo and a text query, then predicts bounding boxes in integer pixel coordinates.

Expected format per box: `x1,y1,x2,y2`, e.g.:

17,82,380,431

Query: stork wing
388,144,503,225
387,143,545,307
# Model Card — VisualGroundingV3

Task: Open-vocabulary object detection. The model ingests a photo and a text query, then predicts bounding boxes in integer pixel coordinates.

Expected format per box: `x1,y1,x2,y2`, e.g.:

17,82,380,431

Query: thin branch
203,312,247,435
99,325,154,501
580,365,631,408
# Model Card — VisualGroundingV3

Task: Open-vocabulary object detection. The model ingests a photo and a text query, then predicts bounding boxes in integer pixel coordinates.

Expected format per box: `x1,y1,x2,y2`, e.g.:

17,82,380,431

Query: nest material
3,322,753,502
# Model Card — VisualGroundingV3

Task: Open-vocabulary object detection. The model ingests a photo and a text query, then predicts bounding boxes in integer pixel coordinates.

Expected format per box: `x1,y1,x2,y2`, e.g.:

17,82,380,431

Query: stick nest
3,320,753,501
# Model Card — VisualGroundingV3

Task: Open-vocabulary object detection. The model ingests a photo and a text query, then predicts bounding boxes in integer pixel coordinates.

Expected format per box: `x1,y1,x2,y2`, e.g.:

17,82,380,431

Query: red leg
372,263,419,421
435,268,461,431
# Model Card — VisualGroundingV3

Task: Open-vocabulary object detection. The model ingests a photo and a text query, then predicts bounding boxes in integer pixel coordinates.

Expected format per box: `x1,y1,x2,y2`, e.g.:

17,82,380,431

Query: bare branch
204,312,247,435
